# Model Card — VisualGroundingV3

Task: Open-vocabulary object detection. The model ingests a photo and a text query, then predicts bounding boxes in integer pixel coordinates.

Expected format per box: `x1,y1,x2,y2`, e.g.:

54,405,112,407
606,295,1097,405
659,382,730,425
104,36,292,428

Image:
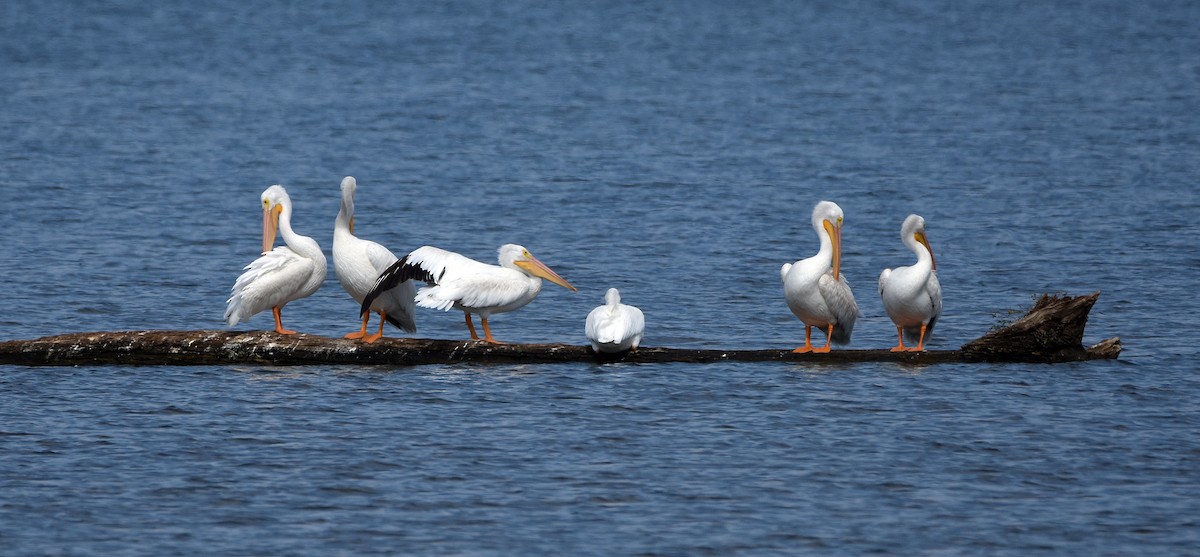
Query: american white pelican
361,244,577,343
333,176,417,343
878,214,942,352
781,201,859,353
585,288,645,353
225,185,327,334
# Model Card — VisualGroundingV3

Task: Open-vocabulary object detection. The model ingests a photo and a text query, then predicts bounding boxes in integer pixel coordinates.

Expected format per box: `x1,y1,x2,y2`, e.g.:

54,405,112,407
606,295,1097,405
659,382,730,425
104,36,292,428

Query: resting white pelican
333,176,417,343
585,288,645,353
781,200,859,353
878,214,942,352
225,185,327,334
362,244,577,343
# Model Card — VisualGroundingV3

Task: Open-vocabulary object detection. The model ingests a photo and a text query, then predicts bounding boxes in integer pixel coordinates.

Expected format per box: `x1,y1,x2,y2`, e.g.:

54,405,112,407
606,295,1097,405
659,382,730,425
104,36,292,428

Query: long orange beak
823,218,842,279
516,256,578,291
915,230,936,270
262,204,281,254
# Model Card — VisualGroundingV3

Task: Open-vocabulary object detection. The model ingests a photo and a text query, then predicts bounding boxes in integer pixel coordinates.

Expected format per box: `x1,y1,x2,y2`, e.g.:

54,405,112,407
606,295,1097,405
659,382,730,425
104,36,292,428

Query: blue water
2,0,1198,554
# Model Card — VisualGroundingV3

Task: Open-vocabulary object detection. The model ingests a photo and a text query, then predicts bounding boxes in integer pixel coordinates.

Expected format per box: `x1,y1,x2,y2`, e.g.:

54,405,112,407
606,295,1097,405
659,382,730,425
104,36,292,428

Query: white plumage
225,185,327,334
585,288,645,353
878,213,942,351
362,244,577,343
781,200,859,353
332,176,417,343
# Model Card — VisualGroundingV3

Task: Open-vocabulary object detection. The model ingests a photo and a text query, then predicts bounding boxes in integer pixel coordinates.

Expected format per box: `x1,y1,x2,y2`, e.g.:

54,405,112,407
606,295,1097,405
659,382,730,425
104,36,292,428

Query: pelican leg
792,325,815,353
272,306,297,335
363,311,387,344
464,312,480,341
890,326,907,352
811,324,833,353
481,317,505,344
909,324,928,352
345,313,369,340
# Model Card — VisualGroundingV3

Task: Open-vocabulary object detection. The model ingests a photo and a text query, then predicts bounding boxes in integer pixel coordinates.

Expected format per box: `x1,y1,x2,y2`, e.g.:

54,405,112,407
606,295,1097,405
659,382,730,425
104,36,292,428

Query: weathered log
960,292,1118,362
0,293,1120,367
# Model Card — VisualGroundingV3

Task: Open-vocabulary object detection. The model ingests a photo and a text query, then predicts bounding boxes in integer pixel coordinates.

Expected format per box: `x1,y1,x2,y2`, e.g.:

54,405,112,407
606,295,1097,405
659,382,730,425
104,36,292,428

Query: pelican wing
626,307,646,349
225,247,319,326
411,246,497,282
361,246,512,316
361,255,435,318
925,270,942,333
362,240,400,273
362,240,418,333
420,270,531,312
584,307,604,343
818,272,859,344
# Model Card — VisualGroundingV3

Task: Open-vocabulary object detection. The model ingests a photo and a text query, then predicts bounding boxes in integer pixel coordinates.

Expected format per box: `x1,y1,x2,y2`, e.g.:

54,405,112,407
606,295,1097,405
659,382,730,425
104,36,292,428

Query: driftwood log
0,293,1120,367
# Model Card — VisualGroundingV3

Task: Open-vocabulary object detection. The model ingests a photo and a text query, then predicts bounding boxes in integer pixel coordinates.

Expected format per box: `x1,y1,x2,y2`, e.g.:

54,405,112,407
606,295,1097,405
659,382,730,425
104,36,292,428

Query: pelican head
902,214,935,270
261,185,290,254
812,201,845,279
499,244,578,291
605,287,621,306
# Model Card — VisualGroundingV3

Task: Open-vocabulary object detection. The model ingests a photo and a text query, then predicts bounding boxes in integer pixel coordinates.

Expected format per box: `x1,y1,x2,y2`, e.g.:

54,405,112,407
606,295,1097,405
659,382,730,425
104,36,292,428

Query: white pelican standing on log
225,185,327,334
585,288,645,353
361,244,577,344
333,176,417,343
878,214,942,352
781,200,859,353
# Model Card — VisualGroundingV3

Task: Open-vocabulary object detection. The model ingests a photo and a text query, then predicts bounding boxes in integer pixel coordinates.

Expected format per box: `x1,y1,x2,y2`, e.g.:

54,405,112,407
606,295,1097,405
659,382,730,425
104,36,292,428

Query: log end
960,292,1117,362
1086,337,1123,360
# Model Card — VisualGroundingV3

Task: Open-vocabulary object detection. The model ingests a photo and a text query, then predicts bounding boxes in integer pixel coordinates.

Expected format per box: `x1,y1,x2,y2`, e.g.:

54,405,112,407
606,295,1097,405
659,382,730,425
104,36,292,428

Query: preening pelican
781,201,859,353
585,288,645,353
878,214,942,352
333,176,417,343
362,244,577,343
225,185,327,334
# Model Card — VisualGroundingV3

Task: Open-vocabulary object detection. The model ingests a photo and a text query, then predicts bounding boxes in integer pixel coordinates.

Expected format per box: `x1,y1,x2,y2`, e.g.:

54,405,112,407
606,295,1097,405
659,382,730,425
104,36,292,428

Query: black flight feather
359,255,436,318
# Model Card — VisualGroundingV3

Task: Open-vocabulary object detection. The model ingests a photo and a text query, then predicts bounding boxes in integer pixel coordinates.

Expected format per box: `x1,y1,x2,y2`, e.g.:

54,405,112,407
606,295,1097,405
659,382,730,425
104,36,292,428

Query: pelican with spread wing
362,244,577,343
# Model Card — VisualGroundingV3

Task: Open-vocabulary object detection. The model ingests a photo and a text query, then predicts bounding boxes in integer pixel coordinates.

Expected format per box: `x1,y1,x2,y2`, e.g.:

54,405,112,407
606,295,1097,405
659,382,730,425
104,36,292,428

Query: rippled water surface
2,1,1198,555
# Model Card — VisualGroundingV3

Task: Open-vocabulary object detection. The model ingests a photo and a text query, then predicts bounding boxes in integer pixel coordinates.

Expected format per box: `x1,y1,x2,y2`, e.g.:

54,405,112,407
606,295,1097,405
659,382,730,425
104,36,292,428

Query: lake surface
2,0,1198,554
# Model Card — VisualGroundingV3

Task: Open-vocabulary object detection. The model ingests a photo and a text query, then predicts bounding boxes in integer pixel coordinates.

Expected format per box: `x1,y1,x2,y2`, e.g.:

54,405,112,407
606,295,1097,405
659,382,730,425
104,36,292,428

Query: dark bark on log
0,293,1120,367
960,292,1120,363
